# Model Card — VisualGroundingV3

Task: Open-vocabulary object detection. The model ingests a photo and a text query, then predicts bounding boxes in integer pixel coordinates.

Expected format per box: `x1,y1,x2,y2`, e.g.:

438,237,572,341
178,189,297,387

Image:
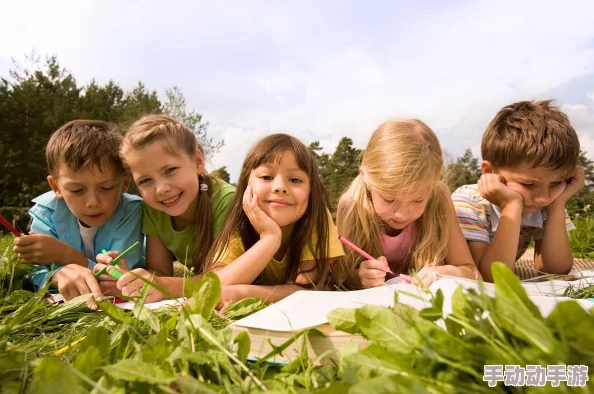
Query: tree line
1,54,592,233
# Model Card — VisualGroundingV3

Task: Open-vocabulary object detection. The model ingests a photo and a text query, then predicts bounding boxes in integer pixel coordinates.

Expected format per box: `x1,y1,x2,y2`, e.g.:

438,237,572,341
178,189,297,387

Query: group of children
10,99,584,307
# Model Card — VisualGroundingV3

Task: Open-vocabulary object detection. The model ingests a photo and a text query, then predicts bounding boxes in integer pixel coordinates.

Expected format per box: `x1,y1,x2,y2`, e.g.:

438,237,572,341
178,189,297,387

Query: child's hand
243,185,282,240
478,173,523,209
216,285,245,310
116,268,168,303
358,256,391,288
554,166,585,205
52,265,103,307
413,266,448,288
13,233,71,264
93,252,129,297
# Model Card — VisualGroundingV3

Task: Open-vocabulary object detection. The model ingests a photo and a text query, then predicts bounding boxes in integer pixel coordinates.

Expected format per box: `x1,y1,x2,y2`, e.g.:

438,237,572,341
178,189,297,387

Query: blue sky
1,0,594,181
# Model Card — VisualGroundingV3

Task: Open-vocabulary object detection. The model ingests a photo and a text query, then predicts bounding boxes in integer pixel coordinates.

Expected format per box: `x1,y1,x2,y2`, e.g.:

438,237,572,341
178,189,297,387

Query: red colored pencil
0,213,22,237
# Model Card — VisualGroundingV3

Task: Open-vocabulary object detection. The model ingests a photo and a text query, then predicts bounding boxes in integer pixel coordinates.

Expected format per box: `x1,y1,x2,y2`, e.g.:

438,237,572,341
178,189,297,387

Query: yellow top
218,212,344,285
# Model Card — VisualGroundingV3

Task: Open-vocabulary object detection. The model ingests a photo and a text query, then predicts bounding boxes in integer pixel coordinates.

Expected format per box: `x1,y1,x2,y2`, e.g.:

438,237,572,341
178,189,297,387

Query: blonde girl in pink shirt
333,119,480,289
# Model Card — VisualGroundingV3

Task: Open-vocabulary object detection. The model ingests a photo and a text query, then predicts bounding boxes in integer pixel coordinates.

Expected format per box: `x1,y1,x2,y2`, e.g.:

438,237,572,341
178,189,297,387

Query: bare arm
145,235,174,277
535,203,573,274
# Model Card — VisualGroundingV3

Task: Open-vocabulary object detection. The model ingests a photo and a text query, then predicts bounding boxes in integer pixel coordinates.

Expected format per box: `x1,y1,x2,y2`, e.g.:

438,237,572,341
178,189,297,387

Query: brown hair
122,114,214,270
482,100,580,173
46,120,124,177
204,133,331,286
332,119,451,289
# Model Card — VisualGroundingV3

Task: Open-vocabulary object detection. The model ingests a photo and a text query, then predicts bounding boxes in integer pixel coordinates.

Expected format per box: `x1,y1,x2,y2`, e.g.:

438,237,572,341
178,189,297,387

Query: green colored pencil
94,241,140,279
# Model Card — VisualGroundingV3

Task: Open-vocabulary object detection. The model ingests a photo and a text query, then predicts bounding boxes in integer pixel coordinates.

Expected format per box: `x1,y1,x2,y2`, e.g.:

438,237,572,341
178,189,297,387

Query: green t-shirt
142,179,236,266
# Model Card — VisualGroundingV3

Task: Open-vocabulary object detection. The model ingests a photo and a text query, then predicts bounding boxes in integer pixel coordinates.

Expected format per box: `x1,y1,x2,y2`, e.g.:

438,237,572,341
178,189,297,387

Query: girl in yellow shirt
204,133,344,305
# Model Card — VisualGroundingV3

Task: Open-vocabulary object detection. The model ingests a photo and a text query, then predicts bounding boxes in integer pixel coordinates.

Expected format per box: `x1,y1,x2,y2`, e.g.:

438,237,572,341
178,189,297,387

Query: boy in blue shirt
12,120,143,300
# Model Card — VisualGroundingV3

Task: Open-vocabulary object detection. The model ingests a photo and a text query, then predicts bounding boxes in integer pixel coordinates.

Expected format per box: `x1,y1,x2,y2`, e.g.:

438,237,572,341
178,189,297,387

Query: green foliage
0,55,219,212
309,138,362,212
445,148,481,192
164,85,224,158
568,217,594,258
211,166,231,183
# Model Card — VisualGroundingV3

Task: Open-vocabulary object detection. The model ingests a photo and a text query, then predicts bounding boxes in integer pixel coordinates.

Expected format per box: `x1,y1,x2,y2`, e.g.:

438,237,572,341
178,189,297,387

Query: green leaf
234,331,250,364
546,300,594,352
102,359,173,385
96,300,133,324
73,346,102,378
491,263,558,354
27,357,85,394
327,308,360,334
173,375,219,394
185,272,221,319
166,347,211,365
354,305,417,353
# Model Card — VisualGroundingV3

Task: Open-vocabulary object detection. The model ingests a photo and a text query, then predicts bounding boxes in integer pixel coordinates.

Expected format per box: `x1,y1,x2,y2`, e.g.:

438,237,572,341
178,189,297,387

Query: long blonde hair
333,119,450,289
121,114,216,271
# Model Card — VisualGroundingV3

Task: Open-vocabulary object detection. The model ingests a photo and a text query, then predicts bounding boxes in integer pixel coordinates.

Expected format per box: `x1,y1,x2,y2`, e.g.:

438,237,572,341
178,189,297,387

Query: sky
1,0,594,182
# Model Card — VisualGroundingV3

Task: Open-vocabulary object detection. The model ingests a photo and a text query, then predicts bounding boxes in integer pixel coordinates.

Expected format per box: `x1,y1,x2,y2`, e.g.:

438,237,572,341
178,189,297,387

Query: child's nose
533,190,550,205
156,181,172,195
272,179,287,194
86,193,100,208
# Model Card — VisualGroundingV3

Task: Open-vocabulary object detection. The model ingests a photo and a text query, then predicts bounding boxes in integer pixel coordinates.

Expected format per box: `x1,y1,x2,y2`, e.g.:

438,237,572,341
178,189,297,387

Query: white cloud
2,0,594,180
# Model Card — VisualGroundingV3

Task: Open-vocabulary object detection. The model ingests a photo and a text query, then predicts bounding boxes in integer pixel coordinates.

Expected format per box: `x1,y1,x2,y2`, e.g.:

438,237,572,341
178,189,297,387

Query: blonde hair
121,114,215,271
204,134,332,286
482,100,580,173
333,119,450,289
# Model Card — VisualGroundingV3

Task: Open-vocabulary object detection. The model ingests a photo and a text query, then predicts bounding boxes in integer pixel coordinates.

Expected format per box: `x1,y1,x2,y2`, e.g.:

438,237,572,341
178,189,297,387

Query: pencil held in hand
94,241,140,278
338,235,395,275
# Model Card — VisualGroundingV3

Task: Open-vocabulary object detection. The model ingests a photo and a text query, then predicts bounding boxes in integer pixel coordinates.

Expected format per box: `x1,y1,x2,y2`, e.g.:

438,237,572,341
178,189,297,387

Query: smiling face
48,162,128,228
247,150,311,229
485,161,568,213
368,185,431,230
125,140,203,222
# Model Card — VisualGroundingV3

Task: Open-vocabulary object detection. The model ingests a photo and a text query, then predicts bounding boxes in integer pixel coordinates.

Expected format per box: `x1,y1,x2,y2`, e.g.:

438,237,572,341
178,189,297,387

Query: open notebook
230,276,594,363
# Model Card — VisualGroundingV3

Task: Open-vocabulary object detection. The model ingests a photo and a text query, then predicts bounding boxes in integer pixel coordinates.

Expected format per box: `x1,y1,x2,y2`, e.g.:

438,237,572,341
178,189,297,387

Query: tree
445,148,481,191
308,141,330,185
567,150,594,218
75,80,125,121
211,166,231,183
319,138,362,211
120,82,162,123
0,55,80,208
164,86,223,158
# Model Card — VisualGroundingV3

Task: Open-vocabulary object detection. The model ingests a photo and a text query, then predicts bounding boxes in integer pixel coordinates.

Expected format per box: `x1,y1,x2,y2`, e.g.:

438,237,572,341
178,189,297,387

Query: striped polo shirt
451,184,575,260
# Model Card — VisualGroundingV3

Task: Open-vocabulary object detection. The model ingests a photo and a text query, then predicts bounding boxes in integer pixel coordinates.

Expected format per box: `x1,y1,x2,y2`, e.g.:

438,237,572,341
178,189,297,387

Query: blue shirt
28,191,144,291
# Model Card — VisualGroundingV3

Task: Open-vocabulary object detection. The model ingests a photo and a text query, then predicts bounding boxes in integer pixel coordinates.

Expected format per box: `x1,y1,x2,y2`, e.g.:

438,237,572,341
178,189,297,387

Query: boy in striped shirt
452,100,583,282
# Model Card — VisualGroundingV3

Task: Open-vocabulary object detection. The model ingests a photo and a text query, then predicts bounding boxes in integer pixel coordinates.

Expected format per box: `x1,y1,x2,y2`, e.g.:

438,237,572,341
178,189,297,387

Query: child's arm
214,186,282,286
13,212,88,267
144,235,175,277
471,174,524,282
535,167,584,275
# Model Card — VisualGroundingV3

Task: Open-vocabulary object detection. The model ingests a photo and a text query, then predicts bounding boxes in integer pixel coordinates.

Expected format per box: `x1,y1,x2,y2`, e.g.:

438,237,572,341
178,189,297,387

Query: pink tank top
381,221,417,274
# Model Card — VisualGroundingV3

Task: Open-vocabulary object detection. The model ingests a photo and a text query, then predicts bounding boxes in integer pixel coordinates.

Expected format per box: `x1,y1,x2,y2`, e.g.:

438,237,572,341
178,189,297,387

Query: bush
0,207,31,235
569,217,594,258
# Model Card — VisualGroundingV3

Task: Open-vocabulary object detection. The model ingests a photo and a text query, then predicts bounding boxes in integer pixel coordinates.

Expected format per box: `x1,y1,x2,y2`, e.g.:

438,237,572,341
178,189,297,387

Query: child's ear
47,175,64,199
121,175,131,193
195,147,207,174
481,160,494,175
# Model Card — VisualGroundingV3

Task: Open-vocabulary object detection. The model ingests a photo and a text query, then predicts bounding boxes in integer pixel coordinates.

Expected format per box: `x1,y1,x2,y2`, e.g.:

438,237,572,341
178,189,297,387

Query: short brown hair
46,120,124,177
481,100,580,173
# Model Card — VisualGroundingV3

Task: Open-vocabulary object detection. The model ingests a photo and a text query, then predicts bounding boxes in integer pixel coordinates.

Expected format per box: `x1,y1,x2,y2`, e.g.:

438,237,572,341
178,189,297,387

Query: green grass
569,217,594,258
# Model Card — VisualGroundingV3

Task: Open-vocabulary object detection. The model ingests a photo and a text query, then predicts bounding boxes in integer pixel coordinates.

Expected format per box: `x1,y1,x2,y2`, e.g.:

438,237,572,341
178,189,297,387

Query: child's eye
138,178,151,185
382,197,395,203
165,167,177,175
260,175,273,181
414,199,425,204
520,183,534,188
101,186,115,191
69,189,83,194
289,177,302,183
551,181,564,187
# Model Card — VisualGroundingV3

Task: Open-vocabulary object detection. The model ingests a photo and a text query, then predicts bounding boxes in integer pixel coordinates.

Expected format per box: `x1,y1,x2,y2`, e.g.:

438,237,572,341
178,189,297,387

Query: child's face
248,151,310,229
126,141,203,219
486,162,568,213
48,162,128,228
369,185,431,230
